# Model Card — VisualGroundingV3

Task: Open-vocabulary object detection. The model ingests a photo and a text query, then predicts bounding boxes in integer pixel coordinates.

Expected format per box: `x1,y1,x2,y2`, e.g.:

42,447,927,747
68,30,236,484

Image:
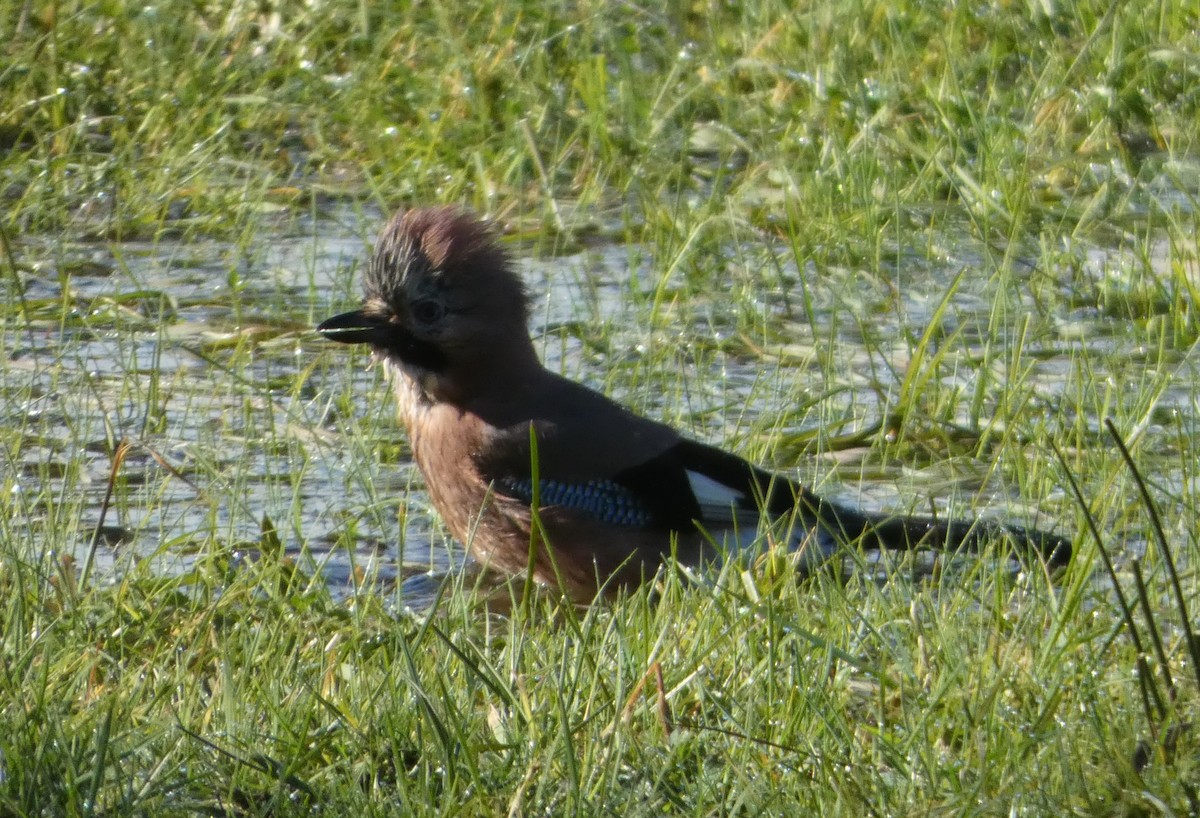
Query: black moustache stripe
393,335,449,372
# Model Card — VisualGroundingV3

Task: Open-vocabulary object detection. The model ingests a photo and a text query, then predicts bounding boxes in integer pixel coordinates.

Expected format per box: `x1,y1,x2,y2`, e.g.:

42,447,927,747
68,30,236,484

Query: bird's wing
474,373,824,537
490,432,811,534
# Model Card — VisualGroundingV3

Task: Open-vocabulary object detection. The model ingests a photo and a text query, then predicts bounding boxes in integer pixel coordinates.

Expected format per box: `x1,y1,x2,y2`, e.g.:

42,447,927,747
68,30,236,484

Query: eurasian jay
318,207,1072,601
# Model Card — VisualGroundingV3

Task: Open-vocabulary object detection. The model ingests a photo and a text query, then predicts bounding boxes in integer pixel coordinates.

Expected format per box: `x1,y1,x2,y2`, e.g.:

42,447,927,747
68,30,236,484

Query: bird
317,206,1072,601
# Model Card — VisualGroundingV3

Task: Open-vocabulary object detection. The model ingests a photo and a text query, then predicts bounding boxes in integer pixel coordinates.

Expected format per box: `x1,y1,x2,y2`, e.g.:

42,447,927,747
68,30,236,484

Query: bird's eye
410,299,445,324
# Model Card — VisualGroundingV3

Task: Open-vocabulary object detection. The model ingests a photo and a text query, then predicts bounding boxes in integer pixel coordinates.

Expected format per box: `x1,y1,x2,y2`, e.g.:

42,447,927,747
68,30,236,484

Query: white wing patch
686,469,840,567
685,470,752,523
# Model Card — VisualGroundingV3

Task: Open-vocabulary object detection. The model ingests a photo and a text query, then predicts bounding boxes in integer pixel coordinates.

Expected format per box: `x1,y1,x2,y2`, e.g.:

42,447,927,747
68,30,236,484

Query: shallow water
3,197,1197,609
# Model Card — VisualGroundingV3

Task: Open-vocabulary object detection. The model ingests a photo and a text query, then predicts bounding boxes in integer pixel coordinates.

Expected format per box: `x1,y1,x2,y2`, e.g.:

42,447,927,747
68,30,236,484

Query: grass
3,0,1200,813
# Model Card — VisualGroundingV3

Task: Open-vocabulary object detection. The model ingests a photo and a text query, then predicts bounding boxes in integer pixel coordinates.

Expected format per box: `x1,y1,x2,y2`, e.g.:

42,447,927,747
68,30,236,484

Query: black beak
318,309,449,371
317,309,391,345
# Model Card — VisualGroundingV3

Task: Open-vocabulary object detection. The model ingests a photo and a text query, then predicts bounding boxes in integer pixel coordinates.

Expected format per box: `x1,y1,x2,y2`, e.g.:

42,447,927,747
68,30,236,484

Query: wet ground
4,195,1198,608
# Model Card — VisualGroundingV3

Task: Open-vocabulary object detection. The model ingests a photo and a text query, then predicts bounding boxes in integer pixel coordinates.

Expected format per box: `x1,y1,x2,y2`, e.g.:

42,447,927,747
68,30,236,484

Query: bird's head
318,207,536,397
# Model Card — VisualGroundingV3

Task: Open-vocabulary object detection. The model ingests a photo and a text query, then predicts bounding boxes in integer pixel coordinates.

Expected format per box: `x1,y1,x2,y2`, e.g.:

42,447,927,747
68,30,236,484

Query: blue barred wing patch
497,477,656,527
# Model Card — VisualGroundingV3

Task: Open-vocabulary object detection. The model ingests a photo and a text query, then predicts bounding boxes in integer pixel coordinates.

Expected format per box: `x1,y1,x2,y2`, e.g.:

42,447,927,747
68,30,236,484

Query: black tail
696,447,1072,569
810,495,1073,568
